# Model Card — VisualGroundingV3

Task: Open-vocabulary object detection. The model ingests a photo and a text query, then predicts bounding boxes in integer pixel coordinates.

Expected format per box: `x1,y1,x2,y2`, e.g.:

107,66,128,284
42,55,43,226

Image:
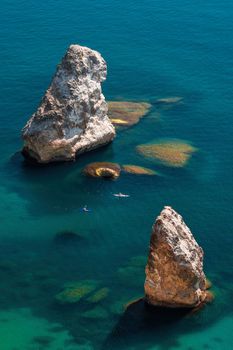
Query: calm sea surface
0,0,233,349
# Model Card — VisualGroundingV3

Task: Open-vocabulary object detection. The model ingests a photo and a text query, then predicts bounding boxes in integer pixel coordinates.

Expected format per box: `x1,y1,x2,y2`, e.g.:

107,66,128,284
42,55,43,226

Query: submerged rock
122,165,157,175
87,288,109,303
22,44,115,163
82,306,108,319
145,206,209,308
32,335,55,347
54,230,84,243
136,139,197,167
108,101,151,127
83,162,121,179
55,280,98,304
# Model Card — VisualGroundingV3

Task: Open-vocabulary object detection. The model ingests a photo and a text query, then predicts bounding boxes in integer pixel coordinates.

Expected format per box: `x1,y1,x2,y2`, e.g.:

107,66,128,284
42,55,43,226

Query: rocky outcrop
22,44,115,163
145,206,208,308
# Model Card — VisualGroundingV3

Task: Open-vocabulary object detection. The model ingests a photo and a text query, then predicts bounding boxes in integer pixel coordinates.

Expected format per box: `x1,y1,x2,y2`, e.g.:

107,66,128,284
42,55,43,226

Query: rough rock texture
22,44,115,163
145,206,208,308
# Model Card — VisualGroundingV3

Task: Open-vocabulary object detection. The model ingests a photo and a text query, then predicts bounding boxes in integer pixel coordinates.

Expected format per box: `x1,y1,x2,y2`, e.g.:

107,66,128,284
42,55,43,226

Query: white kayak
113,193,130,198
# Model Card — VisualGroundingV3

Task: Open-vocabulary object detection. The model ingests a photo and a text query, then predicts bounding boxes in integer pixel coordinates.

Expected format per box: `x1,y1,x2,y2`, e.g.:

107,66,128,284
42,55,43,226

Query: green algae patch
82,306,108,319
122,164,157,175
55,280,99,304
87,288,110,303
136,139,197,168
108,101,151,127
83,162,121,179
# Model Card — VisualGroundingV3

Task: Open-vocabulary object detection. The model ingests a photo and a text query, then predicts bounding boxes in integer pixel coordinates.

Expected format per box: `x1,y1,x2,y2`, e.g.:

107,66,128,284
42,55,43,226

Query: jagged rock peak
22,44,115,163
145,206,208,308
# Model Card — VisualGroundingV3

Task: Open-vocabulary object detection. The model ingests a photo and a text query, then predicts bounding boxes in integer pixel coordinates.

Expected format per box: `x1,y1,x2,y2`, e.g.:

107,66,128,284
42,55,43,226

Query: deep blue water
0,0,233,349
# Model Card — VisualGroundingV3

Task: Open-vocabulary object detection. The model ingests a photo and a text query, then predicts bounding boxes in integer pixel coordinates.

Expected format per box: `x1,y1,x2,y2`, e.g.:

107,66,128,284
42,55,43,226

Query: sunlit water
0,0,233,349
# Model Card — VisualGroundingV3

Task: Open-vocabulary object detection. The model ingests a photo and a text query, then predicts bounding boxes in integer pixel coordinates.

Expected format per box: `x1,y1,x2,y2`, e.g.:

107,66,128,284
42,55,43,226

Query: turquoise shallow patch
0,308,79,350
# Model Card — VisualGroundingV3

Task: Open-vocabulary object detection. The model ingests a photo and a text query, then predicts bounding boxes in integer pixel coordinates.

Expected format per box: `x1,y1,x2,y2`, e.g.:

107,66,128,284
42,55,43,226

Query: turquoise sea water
0,0,233,349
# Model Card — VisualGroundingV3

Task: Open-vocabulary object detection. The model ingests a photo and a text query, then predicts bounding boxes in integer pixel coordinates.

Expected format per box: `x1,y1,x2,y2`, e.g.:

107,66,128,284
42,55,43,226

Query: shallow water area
0,0,233,349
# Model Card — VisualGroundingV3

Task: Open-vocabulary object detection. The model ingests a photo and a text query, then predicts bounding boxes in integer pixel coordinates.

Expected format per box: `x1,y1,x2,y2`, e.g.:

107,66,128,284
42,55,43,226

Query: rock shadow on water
104,299,193,350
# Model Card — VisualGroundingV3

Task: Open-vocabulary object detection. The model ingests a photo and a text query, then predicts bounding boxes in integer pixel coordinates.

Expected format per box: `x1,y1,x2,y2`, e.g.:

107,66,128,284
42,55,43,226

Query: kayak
80,206,92,212
113,193,130,198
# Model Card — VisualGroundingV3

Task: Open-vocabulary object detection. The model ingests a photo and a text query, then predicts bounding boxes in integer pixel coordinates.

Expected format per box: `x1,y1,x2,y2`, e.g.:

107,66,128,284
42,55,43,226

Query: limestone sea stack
145,206,208,308
22,45,115,163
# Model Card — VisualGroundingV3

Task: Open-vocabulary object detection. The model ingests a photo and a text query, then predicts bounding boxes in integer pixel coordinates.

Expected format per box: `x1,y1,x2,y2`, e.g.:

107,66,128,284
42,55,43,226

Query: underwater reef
136,139,197,167
122,165,157,175
55,280,99,304
108,101,151,127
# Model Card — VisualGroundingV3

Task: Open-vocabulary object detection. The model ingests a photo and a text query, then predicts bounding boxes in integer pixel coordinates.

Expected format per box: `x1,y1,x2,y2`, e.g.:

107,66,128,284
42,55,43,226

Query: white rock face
145,206,208,308
22,44,115,163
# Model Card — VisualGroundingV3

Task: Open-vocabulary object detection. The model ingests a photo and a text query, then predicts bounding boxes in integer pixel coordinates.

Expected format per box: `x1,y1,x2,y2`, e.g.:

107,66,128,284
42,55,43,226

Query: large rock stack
145,206,209,308
22,44,115,163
